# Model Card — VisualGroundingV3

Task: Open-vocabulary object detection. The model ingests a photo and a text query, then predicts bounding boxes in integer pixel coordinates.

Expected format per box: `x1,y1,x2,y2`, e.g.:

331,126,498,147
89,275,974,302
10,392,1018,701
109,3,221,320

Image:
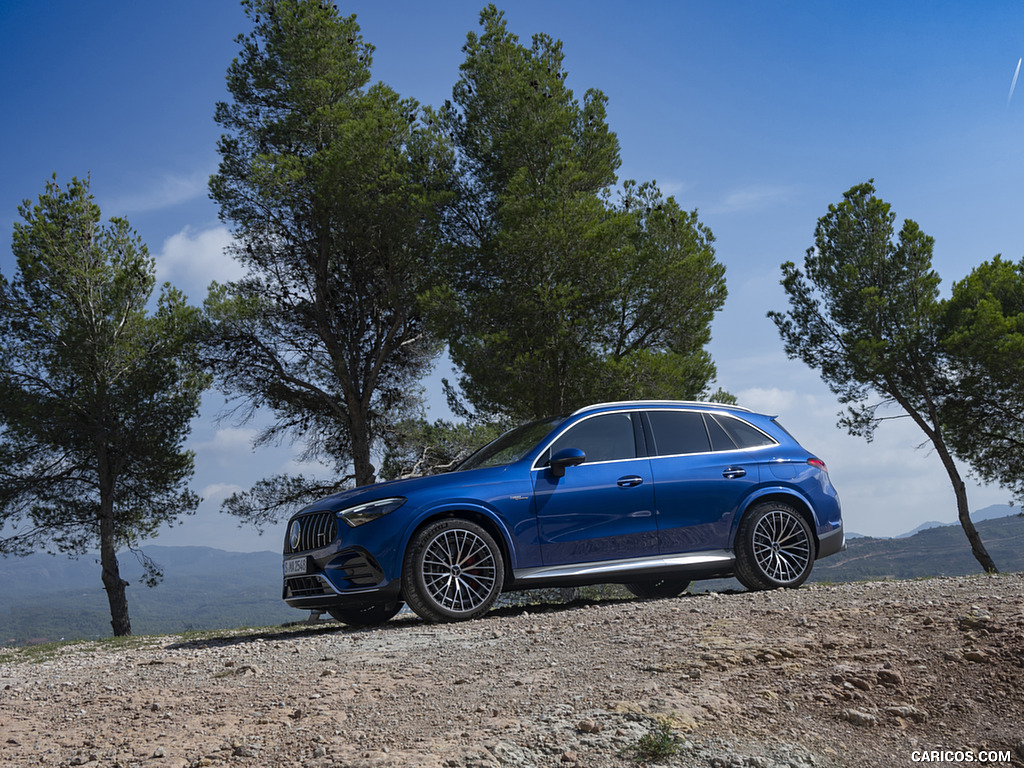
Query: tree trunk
932,429,999,574
99,504,132,636
951,472,999,575
888,387,999,575
347,403,376,487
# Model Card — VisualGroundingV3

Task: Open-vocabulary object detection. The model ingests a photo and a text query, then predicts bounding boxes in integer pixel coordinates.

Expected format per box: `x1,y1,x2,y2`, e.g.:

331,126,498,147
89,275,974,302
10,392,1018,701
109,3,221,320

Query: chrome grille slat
284,512,338,553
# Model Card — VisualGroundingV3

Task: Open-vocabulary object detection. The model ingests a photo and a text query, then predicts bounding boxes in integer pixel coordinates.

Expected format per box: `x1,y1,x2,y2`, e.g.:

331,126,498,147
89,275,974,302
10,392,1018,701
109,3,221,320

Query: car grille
283,576,329,598
284,511,337,554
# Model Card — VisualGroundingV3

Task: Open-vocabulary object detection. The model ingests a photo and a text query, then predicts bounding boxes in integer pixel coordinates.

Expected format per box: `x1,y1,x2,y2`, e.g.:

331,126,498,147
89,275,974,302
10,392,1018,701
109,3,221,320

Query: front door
532,411,657,565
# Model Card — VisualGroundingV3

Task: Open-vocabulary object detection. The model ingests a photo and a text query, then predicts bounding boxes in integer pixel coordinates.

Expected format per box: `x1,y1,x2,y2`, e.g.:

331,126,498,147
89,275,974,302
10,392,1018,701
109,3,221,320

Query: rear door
643,409,762,553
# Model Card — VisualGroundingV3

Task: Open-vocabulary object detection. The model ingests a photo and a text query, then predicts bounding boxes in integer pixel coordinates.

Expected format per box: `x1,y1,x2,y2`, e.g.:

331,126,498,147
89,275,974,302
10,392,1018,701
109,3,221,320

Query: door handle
617,475,644,488
722,467,746,479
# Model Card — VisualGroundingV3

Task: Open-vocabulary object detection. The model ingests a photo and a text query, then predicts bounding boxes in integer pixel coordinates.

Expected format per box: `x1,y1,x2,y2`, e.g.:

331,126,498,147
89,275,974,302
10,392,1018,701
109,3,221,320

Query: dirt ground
2,573,1023,768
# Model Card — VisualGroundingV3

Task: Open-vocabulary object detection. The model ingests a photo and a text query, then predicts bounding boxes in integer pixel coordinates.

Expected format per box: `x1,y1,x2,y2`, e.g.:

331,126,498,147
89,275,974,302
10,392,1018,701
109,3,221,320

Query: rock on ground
2,573,1023,767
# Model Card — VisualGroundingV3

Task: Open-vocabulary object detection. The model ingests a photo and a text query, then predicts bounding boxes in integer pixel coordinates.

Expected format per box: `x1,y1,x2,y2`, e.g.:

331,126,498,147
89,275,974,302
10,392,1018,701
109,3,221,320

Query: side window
645,411,711,456
711,414,776,449
704,414,737,451
547,413,636,463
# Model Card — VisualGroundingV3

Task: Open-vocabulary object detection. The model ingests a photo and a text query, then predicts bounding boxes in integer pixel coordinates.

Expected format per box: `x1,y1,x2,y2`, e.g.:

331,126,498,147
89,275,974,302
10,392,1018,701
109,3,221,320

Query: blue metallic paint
282,401,845,617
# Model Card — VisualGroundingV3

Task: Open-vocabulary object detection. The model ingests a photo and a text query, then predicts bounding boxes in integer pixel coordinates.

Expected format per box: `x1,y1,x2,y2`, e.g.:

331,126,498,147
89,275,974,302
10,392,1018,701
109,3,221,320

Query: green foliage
207,0,456,502
435,6,727,421
768,180,997,573
378,417,508,481
219,473,347,533
769,181,943,439
621,720,684,763
941,256,1024,503
0,175,210,634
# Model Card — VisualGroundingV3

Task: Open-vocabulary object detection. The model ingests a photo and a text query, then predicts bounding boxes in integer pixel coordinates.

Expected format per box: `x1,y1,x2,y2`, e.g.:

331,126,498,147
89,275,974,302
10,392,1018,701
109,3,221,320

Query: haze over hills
1,509,1021,647
851,503,1017,539
0,546,295,646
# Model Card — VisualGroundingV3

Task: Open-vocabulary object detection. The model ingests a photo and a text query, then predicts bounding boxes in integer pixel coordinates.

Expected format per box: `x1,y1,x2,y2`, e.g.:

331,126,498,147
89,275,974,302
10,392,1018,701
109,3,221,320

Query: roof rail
569,400,753,416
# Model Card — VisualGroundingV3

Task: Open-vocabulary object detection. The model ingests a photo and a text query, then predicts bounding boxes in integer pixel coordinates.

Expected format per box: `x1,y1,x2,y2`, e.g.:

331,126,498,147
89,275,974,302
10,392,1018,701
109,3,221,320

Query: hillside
2,573,1022,767
812,513,1024,582
0,546,296,646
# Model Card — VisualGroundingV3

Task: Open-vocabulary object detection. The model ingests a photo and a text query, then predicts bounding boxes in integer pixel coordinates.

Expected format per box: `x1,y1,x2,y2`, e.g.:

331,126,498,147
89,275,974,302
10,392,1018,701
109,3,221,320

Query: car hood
297,464,516,514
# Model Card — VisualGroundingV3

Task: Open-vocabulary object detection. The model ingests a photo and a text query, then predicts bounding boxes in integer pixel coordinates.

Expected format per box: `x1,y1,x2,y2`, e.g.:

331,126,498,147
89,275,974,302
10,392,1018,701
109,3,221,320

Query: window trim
530,410,645,471
640,408,779,461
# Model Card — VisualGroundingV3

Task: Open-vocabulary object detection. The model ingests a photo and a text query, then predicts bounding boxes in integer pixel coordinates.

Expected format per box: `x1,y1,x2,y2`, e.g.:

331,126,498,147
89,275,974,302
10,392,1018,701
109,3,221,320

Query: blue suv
282,401,844,625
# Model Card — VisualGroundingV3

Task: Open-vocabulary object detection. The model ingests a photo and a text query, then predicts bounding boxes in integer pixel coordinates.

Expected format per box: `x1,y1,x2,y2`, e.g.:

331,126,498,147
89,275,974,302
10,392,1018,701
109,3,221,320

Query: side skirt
510,550,735,589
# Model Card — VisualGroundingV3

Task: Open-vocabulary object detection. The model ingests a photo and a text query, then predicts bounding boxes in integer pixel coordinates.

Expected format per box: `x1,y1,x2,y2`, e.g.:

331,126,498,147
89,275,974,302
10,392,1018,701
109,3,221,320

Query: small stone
233,743,258,758
885,705,928,723
577,719,601,733
843,708,878,727
963,650,991,663
153,746,167,758
877,669,904,687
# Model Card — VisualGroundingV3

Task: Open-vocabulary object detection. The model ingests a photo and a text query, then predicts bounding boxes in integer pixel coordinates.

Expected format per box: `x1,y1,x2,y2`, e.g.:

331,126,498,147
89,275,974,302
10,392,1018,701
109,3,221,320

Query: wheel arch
399,507,517,585
735,489,821,555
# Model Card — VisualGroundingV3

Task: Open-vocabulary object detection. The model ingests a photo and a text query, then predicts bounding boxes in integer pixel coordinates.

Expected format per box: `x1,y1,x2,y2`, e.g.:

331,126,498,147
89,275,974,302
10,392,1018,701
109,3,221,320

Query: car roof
569,400,755,417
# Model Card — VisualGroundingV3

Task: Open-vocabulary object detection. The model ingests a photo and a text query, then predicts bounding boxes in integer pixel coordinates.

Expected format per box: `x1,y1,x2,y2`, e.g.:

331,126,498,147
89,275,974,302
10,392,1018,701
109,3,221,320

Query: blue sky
2,1,1023,552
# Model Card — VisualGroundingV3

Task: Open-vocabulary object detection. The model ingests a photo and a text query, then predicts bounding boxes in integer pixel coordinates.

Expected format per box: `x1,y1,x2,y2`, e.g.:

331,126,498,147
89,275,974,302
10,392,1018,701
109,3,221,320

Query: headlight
336,497,406,528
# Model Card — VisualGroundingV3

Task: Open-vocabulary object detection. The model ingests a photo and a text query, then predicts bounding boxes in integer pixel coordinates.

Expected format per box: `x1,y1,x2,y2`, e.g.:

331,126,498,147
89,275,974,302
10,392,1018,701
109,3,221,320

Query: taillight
807,458,827,471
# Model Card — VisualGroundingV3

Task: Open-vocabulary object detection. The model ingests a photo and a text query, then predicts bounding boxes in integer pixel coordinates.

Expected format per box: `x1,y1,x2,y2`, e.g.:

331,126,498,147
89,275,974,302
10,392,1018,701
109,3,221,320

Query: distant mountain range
2,508,1021,647
0,546,297,647
811,507,1023,583
868,503,1018,539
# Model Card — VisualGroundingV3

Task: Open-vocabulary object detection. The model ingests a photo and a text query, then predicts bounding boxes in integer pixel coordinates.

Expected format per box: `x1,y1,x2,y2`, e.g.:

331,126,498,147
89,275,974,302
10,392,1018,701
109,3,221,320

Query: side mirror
549,447,586,478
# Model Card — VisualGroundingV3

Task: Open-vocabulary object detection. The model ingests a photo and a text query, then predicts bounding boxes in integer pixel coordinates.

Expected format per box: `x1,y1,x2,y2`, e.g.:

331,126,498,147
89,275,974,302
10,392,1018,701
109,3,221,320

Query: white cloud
713,183,794,213
200,482,245,502
105,170,210,214
154,224,244,299
194,426,260,457
735,386,799,414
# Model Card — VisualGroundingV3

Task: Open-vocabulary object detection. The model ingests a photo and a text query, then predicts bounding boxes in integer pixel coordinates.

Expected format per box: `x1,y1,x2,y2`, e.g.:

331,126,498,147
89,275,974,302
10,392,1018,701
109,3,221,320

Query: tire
327,602,403,627
402,519,504,623
624,577,691,599
734,502,815,590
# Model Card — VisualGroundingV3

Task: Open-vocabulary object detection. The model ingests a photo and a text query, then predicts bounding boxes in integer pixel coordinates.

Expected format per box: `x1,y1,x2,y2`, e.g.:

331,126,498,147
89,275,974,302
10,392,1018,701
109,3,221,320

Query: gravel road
2,573,1023,768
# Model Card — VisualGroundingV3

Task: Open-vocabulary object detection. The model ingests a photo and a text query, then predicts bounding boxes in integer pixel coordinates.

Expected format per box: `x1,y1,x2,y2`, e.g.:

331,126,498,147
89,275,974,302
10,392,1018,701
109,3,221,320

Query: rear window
710,414,776,449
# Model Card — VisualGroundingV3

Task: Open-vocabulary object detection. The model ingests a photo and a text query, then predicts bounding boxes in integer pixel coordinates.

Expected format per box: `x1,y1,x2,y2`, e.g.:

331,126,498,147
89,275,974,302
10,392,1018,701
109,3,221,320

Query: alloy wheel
750,508,812,584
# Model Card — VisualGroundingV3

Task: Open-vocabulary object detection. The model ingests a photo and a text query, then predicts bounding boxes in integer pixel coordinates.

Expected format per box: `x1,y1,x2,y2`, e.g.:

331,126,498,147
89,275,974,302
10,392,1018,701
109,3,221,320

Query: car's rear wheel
327,602,403,627
624,577,691,599
402,519,505,623
735,502,815,590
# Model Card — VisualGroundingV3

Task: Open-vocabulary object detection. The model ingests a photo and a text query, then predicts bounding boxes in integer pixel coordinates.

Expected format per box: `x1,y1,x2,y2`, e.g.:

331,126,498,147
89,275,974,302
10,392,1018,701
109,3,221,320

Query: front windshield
456,416,565,471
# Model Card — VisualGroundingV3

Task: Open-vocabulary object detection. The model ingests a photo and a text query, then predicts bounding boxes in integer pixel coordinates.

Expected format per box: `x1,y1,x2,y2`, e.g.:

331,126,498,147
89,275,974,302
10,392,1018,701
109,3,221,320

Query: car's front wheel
328,602,404,627
624,577,691,599
402,519,505,623
734,502,815,590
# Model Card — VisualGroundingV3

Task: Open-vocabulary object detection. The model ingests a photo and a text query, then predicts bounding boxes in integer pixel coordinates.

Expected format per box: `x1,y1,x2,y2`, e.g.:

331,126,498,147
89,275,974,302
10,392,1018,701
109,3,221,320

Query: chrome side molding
513,550,735,582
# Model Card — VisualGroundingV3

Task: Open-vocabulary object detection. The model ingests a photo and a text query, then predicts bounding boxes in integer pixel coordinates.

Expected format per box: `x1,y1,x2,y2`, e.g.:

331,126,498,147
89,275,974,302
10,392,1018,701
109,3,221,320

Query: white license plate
284,557,308,576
